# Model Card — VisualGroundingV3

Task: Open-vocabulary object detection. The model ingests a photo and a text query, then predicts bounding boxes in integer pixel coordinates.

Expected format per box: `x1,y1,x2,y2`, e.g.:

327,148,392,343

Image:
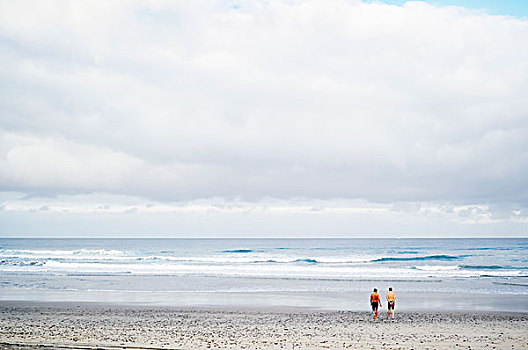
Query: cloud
0,190,525,237
0,0,527,235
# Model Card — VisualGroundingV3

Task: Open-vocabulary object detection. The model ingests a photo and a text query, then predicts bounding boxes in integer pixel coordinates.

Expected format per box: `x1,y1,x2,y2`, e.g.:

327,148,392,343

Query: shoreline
1,301,527,349
2,289,528,312
3,299,528,314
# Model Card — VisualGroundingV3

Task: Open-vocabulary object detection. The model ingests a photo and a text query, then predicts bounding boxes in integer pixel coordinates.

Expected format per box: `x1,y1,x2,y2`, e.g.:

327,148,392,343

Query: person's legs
387,288,395,320
371,302,378,319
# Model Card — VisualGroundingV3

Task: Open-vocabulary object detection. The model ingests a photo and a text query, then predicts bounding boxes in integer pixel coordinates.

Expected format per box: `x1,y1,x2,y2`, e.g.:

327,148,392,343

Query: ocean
1,238,527,311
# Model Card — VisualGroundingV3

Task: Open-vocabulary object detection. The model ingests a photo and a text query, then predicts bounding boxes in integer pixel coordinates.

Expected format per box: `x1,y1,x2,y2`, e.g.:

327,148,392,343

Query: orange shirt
386,291,395,301
370,292,380,303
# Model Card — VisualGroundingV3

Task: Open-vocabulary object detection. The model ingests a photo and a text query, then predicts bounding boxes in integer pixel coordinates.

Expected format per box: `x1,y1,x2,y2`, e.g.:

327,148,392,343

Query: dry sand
0,301,527,349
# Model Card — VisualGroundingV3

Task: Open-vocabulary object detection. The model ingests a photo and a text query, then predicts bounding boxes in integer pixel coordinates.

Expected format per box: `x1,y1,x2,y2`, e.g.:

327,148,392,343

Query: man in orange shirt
386,287,396,320
370,288,382,319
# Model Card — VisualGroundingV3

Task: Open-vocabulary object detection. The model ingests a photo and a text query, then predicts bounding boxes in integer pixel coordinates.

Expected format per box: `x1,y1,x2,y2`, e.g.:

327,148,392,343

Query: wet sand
0,301,527,349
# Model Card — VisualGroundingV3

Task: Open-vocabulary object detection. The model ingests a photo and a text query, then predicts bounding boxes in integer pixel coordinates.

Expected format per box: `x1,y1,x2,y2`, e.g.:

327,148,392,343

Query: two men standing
370,287,395,320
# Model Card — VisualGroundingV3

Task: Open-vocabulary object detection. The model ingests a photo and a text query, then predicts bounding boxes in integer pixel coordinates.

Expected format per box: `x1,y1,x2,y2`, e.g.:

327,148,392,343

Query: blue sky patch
365,0,528,18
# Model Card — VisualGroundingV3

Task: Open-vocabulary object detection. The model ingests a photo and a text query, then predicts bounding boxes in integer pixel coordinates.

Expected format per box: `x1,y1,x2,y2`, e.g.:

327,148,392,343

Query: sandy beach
0,301,527,350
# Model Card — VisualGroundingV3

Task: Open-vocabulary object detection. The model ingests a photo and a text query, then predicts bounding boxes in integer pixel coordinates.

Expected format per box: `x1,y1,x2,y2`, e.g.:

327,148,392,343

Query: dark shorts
371,302,378,311
388,301,395,310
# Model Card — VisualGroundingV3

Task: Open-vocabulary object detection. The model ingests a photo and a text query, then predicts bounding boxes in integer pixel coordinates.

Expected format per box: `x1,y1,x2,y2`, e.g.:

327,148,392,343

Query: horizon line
1,236,527,239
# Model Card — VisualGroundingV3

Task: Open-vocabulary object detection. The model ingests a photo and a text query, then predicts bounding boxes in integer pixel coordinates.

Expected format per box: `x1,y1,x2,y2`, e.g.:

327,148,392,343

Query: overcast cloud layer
1,0,527,236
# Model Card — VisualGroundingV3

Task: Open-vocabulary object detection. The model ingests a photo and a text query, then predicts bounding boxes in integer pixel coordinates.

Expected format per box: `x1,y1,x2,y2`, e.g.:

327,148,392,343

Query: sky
372,0,528,17
0,0,527,238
